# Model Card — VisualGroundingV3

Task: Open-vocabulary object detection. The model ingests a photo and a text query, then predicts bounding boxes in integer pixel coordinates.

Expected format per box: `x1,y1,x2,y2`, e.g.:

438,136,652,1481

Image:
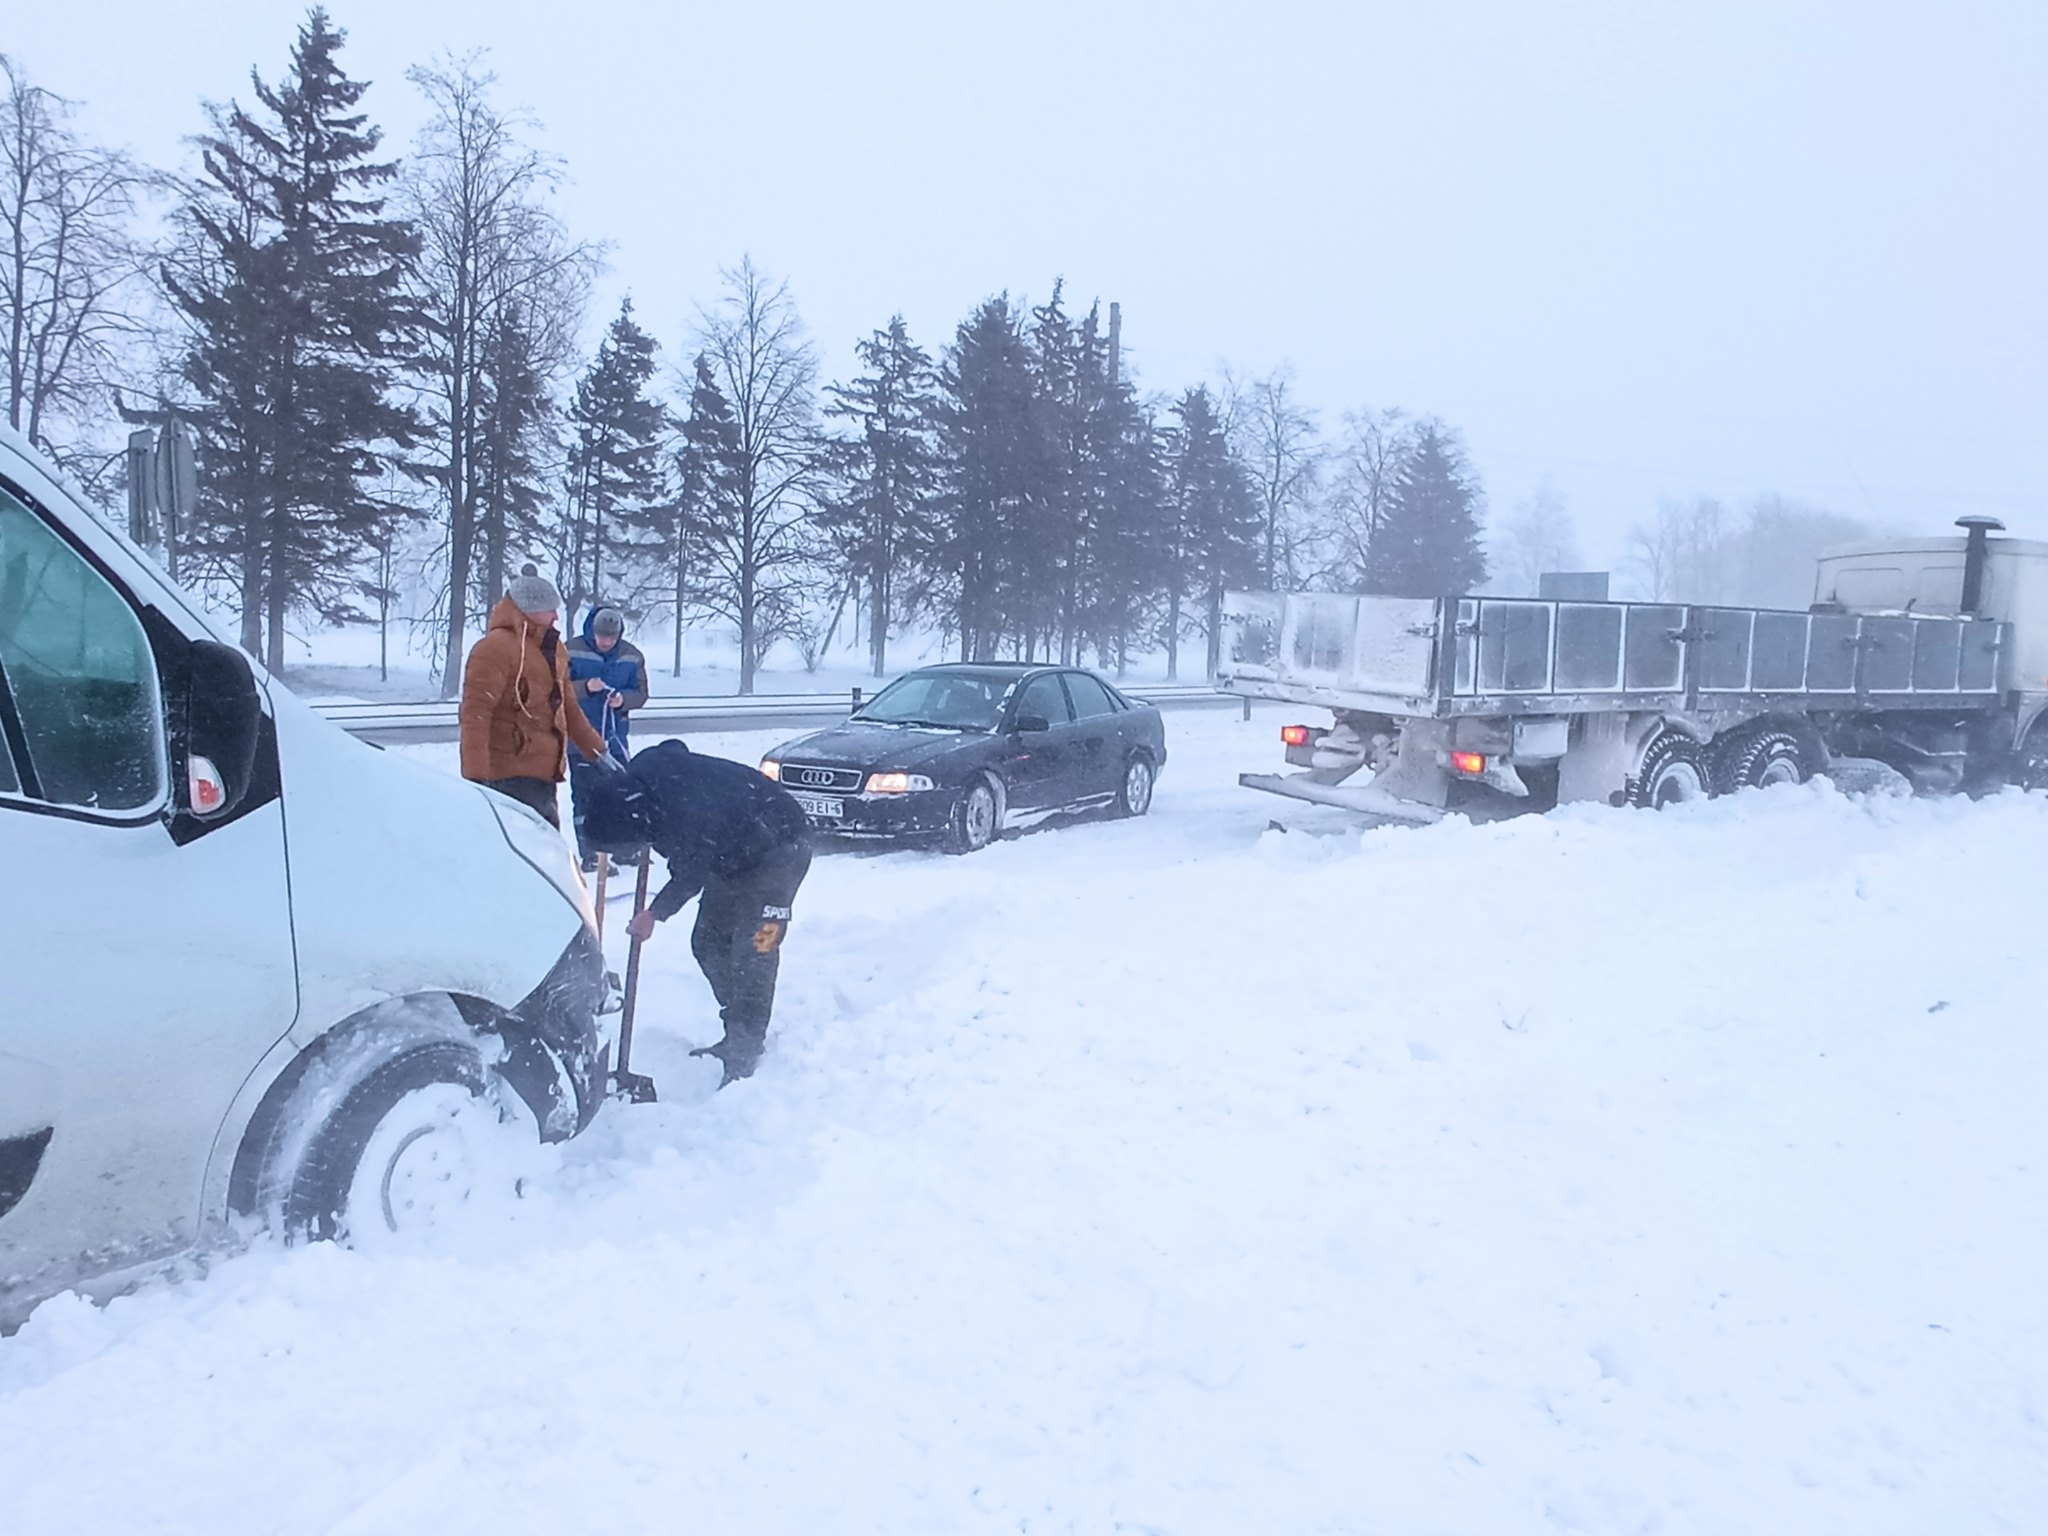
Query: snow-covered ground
3,710,2045,1533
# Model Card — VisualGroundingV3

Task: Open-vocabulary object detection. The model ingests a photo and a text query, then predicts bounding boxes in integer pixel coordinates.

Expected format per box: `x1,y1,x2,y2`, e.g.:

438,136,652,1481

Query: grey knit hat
507,562,562,616
590,606,625,639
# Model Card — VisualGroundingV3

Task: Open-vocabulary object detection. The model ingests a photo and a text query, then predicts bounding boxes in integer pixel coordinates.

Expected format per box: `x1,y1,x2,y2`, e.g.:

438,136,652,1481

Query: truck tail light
1451,751,1486,776
1281,725,1312,747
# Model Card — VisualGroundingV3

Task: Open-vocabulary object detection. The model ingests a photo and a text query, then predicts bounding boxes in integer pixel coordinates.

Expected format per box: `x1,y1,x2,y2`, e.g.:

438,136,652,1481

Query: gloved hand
592,751,627,775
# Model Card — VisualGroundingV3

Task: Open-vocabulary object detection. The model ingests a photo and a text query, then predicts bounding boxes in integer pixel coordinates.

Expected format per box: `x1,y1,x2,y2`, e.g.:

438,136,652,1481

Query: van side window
0,489,166,813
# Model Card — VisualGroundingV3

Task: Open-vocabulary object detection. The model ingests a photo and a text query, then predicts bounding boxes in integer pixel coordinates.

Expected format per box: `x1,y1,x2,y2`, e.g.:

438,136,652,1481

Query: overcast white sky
13,0,2047,565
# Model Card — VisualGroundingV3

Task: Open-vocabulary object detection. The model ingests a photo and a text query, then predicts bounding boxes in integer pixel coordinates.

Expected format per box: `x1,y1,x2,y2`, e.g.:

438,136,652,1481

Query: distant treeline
2,9,1866,692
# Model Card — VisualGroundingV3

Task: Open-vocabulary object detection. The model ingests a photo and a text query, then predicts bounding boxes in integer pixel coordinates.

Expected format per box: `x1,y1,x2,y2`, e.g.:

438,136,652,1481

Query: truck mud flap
1237,772,1445,824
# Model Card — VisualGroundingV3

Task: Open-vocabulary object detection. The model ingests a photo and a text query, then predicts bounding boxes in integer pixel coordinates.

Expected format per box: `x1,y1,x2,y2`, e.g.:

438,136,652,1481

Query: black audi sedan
762,664,1168,853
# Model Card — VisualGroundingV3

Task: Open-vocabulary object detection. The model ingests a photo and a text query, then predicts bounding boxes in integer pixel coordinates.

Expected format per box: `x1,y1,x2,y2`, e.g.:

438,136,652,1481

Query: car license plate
792,790,844,819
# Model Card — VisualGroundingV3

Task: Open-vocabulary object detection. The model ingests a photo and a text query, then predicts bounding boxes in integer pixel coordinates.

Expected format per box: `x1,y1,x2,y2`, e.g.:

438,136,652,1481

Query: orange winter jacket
459,596,610,783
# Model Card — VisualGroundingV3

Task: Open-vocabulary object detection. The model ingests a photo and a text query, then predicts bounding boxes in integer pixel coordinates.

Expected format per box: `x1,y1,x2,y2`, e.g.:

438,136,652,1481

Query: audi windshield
854,671,1009,732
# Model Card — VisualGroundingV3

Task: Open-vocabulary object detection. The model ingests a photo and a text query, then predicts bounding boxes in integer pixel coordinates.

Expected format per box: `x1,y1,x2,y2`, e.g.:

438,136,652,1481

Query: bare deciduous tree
403,54,599,692
690,257,820,694
1316,407,1411,589
1234,364,1321,589
1,56,156,470
1627,496,1730,602
1492,476,1581,595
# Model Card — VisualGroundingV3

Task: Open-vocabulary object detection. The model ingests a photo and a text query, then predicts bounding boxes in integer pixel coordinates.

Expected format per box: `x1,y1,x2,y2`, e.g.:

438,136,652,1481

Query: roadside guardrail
311,682,1239,745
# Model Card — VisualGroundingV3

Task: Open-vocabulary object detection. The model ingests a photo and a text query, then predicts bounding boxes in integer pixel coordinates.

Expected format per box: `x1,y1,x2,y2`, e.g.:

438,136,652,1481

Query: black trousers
689,845,812,1080
484,776,559,828
567,757,599,856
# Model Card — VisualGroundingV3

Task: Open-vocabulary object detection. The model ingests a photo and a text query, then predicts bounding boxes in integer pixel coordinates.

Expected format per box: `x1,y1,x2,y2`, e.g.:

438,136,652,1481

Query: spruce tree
1084,385,1167,678
1018,282,1080,661
165,7,421,668
1162,386,1259,680
818,316,941,677
1365,419,1488,597
563,298,665,614
666,353,743,675
933,295,1035,660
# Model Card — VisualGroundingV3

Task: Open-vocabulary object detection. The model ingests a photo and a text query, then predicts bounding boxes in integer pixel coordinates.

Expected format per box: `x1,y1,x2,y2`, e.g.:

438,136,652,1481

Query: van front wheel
281,1040,536,1243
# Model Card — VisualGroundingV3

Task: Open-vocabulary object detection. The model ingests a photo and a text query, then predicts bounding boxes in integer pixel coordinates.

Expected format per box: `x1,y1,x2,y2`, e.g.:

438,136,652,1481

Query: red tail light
1281,725,1312,747
1451,751,1486,776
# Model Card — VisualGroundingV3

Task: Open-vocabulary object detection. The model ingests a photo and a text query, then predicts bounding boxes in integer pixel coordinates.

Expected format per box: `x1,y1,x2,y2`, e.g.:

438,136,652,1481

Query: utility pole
1107,301,1121,394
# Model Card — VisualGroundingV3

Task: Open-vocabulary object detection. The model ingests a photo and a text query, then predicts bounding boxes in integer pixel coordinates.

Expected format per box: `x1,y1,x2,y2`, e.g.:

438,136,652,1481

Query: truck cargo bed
1218,591,2010,719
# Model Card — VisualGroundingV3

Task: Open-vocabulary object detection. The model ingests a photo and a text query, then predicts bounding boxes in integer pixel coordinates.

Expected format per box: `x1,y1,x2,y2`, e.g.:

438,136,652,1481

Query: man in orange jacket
459,564,615,827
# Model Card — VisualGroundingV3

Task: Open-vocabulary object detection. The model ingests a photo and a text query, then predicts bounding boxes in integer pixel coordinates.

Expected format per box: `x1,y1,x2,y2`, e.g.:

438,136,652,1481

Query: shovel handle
615,851,652,1081
592,851,610,939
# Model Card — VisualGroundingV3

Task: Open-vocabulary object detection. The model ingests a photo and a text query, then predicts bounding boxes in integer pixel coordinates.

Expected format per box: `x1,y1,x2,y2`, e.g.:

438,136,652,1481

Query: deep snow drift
2,711,2043,1534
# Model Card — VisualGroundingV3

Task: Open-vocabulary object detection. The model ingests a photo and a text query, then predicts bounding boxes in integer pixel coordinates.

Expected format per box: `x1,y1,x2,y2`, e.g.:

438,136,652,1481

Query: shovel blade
611,1069,658,1105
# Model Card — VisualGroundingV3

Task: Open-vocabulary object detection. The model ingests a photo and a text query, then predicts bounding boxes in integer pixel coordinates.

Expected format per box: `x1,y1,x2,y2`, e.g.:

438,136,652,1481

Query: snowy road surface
3,710,2045,1534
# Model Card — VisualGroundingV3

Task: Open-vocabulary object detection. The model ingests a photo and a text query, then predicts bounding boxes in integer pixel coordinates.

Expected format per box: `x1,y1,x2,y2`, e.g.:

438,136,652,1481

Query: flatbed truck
1218,517,2048,821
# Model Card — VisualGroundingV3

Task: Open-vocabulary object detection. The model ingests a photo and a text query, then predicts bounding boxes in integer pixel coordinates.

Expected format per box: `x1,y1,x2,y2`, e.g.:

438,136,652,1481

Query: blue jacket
564,610,648,761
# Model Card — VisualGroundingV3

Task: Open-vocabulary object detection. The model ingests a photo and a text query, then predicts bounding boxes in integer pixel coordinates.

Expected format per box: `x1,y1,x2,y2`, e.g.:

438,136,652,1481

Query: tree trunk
238,512,263,657
672,527,686,678
264,497,288,673
738,563,756,695
1206,581,1224,680
1165,588,1181,681
871,564,889,677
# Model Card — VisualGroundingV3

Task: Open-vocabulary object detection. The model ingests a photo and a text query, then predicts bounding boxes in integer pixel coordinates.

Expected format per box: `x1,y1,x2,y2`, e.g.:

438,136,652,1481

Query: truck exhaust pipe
1957,515,2004,615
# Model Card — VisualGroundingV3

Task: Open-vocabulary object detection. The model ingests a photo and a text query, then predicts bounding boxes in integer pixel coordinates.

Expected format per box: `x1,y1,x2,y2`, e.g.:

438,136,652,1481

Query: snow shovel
591,851,611,939
611,849,658,1103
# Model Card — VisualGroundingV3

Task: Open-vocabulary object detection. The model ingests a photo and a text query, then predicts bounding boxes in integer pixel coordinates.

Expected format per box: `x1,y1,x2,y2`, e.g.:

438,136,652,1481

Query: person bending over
581,741,813,1084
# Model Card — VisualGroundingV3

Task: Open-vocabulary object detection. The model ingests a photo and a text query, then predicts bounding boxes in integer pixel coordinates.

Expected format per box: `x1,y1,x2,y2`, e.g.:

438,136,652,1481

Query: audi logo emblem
799,769,836,787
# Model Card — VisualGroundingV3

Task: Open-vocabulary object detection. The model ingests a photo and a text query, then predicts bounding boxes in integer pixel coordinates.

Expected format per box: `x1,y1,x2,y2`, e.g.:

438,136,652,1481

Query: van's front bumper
494,926,609,1137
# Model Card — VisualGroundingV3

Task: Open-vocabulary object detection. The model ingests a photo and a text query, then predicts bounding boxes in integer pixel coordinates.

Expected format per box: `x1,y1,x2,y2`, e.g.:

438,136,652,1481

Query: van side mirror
1014,713,1051,736
183,639,262,818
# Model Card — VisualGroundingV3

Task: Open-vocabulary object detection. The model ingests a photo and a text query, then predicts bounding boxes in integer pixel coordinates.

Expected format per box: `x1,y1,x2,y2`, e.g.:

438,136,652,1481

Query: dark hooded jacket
565,607,648,761
581,740,811,920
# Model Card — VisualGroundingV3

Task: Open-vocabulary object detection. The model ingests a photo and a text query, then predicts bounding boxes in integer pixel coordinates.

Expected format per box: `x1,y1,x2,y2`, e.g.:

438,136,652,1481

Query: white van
0,425,608,1329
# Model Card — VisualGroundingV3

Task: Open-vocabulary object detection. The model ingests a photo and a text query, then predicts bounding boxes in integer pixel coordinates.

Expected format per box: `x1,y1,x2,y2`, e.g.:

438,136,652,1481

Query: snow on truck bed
2,710,2044,1534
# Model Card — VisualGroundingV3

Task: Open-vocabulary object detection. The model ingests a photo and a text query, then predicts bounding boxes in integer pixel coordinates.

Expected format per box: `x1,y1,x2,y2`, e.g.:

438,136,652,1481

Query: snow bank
2,713,2044,1533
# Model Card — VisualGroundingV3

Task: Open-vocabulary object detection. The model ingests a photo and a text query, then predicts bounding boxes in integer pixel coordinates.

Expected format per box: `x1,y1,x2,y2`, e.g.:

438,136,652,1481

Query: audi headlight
865,772,936,795
760,759,782,781
486,791,597,930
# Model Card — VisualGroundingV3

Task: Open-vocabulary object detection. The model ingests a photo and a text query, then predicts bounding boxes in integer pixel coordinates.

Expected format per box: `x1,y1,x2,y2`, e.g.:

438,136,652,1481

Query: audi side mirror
183,639,263,818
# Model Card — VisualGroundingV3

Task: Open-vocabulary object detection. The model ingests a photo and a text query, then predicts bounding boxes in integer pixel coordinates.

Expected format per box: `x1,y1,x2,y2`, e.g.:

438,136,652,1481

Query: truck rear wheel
1712,728,1811,794
2015,721,2048,792
1629,733,1708,809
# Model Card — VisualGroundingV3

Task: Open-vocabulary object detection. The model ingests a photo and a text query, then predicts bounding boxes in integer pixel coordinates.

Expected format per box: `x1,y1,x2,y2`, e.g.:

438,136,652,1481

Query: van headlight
486,792,597,929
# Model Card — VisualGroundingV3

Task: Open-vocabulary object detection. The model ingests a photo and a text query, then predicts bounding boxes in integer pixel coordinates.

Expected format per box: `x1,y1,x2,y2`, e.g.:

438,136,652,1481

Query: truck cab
0,424,608,1330
1815,528,2048,714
